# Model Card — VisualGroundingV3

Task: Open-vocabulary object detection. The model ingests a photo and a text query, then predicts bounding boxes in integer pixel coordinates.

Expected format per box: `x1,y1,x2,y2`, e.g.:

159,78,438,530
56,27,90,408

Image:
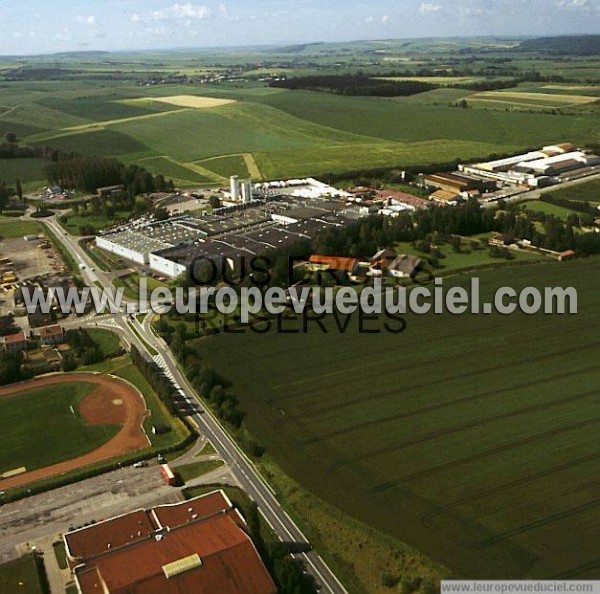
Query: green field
394,239,546,273
0,219,40,238
0,75,597,187
523,200,580,220
113,363,188,449
0,555,47,594
0,158,48,185
86,329,122,358
196,259,600,579
58,210,132,235
176,459,224,483
545,178,600,203
0,382,119,475
136,156,218,186
198,154,251,179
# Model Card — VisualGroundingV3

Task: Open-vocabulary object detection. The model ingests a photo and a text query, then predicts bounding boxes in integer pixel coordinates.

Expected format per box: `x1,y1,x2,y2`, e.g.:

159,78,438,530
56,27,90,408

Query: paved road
33,215,349,594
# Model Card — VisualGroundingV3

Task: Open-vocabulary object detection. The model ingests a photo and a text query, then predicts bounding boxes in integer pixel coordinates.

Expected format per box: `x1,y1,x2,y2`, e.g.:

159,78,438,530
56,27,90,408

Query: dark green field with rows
197,259,600,578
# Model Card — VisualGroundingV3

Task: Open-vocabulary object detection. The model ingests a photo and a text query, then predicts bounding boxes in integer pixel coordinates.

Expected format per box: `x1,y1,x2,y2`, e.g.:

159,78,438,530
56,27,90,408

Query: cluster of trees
2,134,85,163
63,329,105,368
131,345,179,415
449,78,520,92
0,180,23,213
380,66,571,84
245,502,318,594
519,35,600,56
155,315,265,457
0,352,33,386
45,157,174,195
270,74,437,97
310,201,498,258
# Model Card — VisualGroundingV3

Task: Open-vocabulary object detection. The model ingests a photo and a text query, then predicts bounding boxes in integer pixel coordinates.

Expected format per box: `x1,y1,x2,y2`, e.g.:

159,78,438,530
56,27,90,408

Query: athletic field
0,374,149,490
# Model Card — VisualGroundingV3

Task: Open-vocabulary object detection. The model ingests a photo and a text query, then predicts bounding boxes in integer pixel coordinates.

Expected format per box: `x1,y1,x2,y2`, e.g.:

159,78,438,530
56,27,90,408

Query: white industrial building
149,252,187,279
229,175,240,200
514,151,600,176
462,143,599,187
95,232,172,265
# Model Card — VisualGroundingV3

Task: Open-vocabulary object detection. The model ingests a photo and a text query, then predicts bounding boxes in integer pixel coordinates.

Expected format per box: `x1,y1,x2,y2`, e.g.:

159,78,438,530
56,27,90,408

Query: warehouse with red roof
64,490,277,594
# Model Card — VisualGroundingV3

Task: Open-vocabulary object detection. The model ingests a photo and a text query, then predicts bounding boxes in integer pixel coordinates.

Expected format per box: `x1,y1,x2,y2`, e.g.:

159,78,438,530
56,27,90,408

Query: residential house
38,325,64,347
1,330,27,354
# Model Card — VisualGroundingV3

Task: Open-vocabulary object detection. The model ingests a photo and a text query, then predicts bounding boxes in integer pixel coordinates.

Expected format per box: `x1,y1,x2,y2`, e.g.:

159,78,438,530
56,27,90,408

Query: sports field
0,373,149,490
196,259,600,578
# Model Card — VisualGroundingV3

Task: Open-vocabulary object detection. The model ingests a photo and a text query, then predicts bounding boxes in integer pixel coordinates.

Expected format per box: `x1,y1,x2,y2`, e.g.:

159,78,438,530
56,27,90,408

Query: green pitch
0,381,119,475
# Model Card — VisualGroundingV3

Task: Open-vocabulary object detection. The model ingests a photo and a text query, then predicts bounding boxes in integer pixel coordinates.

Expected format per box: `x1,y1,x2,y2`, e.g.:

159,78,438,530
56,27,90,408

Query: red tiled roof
67,491,276,594
376,190,431,208
152,491,232,529
66,510,156,561
309,255,358,272
3,331,26,344
39,325,63,337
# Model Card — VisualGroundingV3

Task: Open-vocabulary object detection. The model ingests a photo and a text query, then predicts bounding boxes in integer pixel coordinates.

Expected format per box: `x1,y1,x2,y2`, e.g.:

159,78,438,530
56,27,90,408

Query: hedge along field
196,259,600,579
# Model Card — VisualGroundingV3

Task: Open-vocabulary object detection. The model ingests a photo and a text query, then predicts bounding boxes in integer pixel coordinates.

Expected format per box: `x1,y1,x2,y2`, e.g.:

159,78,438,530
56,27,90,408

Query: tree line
0,351,33,386
45,156,174,195
154,316,266,457
131,345,179,416
270,74,437,97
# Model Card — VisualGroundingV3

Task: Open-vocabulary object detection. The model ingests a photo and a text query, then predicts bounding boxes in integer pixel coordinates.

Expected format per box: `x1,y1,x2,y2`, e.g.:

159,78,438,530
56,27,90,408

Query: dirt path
0,373,150,491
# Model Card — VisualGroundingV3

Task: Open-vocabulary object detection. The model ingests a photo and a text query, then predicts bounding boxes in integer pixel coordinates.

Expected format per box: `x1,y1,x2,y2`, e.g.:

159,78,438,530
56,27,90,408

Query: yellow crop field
152,95,237,108
473,91,597,105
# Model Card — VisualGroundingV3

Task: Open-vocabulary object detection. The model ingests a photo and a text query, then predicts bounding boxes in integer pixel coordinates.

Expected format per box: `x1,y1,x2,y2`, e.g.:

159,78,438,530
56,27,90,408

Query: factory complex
459,143,600,189
94,144,599,277
96,178,367,279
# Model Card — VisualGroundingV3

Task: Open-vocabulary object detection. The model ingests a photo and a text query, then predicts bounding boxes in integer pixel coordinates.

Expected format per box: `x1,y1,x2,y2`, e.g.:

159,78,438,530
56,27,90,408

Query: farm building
423,172,496,194
430,189,463,205
64,490,276,594
97,184,125,198
386,255,423,279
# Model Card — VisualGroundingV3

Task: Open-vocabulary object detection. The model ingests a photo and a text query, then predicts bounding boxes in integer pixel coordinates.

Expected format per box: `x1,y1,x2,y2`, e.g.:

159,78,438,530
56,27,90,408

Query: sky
1,0,600,55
